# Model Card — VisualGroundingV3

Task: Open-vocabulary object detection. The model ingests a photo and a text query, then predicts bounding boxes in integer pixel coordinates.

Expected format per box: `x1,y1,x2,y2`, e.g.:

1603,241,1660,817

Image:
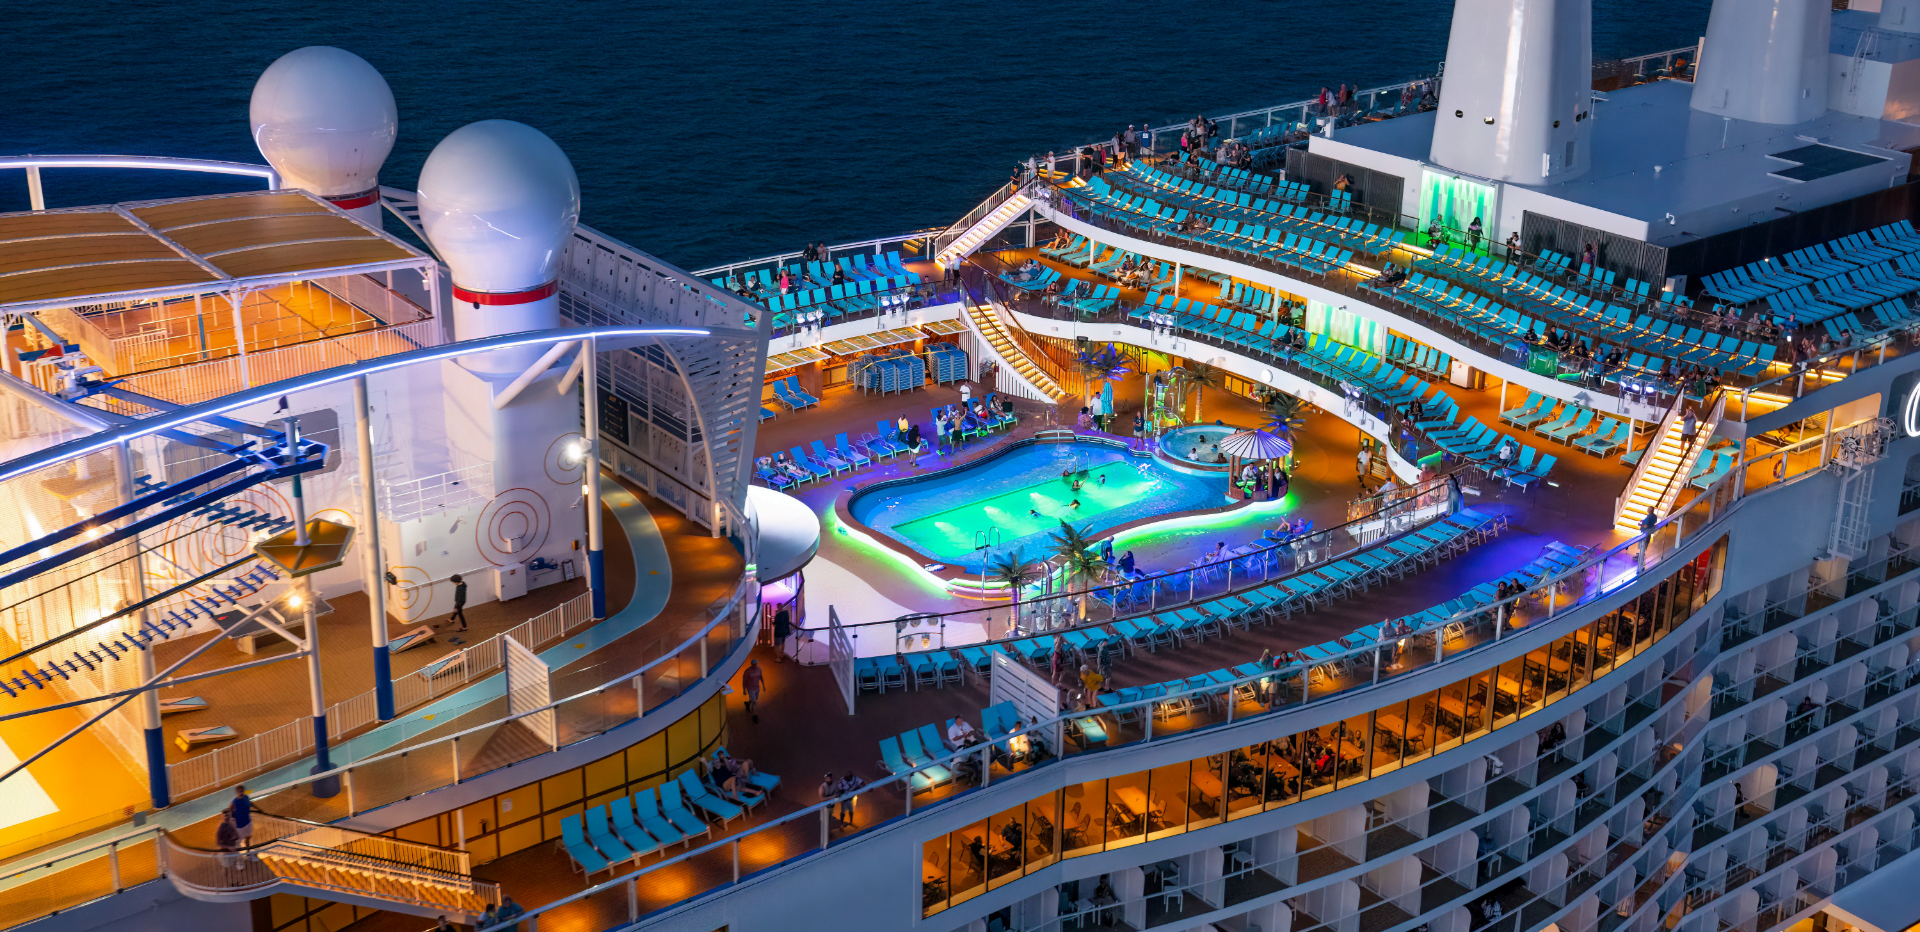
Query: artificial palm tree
1176,362,1223,422
1075,343,1133,399
1047,521,1110,620
988,550,1041,624
1261,392,1308,440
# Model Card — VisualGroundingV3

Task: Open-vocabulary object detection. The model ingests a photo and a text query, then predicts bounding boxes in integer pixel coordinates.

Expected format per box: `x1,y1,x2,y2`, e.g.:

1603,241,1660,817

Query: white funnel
1690,0,1830,125
1429,0,1594,185
250,47,397,226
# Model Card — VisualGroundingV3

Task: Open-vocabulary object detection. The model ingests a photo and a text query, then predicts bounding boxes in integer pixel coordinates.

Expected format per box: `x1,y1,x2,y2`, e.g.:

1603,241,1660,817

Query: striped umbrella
1219,428,1292,460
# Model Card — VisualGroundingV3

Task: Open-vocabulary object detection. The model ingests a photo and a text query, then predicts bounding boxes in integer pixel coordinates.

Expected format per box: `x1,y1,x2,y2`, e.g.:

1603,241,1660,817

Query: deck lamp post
254,417,355,797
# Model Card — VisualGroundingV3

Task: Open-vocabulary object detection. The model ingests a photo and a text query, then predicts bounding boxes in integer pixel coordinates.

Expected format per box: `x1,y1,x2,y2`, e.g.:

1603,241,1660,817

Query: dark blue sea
4,1,1710,271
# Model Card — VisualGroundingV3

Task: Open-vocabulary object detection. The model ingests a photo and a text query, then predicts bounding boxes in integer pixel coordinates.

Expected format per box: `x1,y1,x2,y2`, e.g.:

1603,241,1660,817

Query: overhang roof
0,190,431,313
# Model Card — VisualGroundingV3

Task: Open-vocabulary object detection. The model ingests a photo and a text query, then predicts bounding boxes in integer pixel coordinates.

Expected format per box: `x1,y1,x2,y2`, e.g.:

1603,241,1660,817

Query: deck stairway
165,815,498,923
963,294,1064,403
935,191,1034,270
1613,392,1725,533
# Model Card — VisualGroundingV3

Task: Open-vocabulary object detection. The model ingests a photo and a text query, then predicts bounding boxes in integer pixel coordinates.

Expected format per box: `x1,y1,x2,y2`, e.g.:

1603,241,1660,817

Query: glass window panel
950,820,989,906
1336,712,1372,787
1189,753,1226,831
1406,693,1439,764
626,734,666,781
1269,732,1305,806
1549,633,1580,701
1147,761,1191,840
922,835,950,917
1228,744,1267,819
497,785,538,828
541,771,584,810
987,804,1025,888
584,754,625,799
1434,681,1469,752
1491,659,1526,728
1371,700,1410,774
1464,672,1493,739
1062,780,1106,857
1106,770,1149,848
1519,650,1549,717
1302,723,1340,797
1025,792,1061,873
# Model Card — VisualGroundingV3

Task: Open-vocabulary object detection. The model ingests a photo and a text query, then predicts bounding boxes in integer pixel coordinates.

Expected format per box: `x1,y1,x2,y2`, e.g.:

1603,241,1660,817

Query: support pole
354,377,394,722
229,290,251,388
115,440,169,810
26,167,44,211
583,336,607,618
285,418,337,796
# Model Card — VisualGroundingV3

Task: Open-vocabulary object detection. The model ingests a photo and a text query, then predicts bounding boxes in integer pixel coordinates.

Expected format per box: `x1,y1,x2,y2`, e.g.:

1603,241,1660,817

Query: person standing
231,785,254,844
772,606,792,662
1467,217,1484,251
836,771,865,823
1356,445,1373,489
448,574,469,632
819,772,841,824
960,381,972,409
742,658,764,723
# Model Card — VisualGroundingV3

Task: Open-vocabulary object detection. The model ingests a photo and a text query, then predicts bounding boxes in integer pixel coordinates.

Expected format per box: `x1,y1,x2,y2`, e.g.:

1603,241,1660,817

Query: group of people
1235,460,1290,501
817,770,867,825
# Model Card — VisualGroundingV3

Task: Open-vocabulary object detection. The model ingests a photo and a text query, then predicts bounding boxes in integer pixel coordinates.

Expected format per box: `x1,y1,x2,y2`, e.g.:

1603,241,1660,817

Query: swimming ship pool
848,441,1225,573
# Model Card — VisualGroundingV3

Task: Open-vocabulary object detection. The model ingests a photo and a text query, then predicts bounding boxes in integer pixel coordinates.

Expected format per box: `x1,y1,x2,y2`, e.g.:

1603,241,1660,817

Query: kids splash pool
847,440,1228,573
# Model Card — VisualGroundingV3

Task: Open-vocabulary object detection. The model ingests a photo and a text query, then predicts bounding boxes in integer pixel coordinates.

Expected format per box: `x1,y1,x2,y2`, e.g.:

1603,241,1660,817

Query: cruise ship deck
6,8,1920,932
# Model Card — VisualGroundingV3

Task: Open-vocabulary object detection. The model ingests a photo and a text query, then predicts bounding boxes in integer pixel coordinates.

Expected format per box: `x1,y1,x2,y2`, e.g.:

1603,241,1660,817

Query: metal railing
167,592,596,799
489,490,1735,932
378,461,496,524
828,473,1457,647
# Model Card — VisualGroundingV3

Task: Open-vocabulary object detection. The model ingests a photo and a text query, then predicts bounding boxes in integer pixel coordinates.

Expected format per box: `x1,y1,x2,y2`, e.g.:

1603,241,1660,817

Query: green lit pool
848,441,1227,572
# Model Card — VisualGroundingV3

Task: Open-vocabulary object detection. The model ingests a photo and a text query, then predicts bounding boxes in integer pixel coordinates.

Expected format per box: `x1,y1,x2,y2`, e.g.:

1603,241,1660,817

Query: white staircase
963,296,1064,403
1614,393,1723,533
936,192,1034,270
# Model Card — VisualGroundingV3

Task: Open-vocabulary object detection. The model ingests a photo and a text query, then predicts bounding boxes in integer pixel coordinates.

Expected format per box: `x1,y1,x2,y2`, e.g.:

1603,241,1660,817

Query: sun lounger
174,725,239,752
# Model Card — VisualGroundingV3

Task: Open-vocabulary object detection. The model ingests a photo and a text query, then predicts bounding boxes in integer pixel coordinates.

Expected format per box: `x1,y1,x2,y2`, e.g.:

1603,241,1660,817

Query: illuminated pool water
848,441,1226,572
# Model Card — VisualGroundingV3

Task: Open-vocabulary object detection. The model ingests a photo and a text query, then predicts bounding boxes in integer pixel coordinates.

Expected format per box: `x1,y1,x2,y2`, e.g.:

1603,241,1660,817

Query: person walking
742,658,764,723
1356,445,1373,489
448,574,469,632
216,810,240,872
772,606,792,662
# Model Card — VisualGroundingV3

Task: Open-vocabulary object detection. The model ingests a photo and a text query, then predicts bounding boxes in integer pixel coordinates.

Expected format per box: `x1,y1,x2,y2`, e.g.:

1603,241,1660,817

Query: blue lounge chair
647,785,712,843
560,814,611,876
608,797,661,855
585,806,639,862
632,789,691,848
676,770,744,826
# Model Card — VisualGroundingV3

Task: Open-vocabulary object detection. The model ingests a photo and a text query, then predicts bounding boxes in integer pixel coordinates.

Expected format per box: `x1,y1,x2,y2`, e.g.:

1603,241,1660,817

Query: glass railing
489,487,1736,932
823,473,1458,651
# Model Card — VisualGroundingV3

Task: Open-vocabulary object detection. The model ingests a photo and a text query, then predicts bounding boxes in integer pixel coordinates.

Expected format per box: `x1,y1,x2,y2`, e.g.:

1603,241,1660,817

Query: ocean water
3,1,1710,271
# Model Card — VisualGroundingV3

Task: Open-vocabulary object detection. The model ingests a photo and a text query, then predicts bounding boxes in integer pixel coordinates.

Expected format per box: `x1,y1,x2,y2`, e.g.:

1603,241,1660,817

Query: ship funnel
1429,0,1594,185
250,47,397,226
1690,0,1830,124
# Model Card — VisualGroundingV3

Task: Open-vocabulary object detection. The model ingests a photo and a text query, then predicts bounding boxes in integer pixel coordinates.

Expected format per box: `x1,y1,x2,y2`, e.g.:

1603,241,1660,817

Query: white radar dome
417,120,581,297
250,46,397,205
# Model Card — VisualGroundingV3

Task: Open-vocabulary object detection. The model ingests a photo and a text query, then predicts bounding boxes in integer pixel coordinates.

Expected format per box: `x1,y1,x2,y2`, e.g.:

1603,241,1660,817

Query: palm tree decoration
1075,343,1133,398
1176,362,1223,422
1047,521,1110,620
1261,392,1308,441
988,550,1041,623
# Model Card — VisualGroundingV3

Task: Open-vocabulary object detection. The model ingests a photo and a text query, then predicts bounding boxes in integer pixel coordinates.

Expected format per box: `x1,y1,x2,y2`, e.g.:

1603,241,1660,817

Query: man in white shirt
948,716,980,748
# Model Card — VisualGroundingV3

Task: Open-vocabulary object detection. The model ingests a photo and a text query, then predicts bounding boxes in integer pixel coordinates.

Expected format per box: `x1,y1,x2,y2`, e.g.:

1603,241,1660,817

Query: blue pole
372,648,395,722
589,548,606,618
144,726,170,809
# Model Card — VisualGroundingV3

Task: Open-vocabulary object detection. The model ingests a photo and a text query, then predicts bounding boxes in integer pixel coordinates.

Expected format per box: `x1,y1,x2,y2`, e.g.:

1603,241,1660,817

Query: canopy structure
1220,428,1293,460
0,190,432,315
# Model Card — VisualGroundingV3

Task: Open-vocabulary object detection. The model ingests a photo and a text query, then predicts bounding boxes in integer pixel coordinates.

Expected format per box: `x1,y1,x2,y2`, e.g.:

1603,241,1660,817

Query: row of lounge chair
559,761,779,878
1498,392,1632,459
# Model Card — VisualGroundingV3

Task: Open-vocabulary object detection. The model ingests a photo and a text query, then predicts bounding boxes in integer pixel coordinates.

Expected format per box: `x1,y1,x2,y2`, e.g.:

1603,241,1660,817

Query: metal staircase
1826,417,1896,560
1613,393,1723,533
935,191,1034,270
165,815,498,922
962,294,1064,403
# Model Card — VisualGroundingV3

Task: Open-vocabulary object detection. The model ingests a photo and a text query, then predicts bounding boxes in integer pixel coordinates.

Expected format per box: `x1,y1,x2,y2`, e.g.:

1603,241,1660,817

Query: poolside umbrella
1219,429,1292,460
1221,429,1292,504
